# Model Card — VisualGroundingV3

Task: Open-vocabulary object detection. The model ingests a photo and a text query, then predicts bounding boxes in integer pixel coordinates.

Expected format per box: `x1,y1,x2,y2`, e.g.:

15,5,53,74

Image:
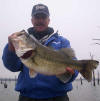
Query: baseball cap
31,4,50,17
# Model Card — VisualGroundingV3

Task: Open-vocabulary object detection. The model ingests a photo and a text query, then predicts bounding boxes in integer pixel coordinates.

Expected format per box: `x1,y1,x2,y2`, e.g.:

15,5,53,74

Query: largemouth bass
10,30,99,82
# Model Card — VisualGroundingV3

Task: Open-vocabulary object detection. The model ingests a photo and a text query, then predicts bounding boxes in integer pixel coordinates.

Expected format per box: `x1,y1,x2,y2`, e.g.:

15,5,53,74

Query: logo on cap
35,5,45,10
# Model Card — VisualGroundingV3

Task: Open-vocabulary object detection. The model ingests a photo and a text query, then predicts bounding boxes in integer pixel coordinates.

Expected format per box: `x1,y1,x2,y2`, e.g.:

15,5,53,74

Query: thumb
8,36,15,52
66,67,74,75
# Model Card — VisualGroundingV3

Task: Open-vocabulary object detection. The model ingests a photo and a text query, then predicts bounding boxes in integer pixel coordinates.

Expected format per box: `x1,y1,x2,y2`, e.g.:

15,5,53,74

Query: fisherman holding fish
2,4,99,101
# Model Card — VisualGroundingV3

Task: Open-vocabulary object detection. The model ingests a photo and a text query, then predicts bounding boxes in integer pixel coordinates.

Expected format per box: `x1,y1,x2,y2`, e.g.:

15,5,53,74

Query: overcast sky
0,0,100,78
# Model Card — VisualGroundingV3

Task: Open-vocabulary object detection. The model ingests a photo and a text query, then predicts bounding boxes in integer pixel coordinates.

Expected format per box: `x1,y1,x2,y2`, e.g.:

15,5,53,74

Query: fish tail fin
79,60,99,82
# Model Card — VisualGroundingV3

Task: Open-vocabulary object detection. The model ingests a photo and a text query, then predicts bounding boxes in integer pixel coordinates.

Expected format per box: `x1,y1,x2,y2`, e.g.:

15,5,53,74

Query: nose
37,18,44,22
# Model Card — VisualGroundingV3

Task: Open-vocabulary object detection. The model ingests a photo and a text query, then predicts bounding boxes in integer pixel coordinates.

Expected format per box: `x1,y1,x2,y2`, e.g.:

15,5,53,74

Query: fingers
8,32,19,39
8,40,15,52
8,33,17,52
66,67,74,75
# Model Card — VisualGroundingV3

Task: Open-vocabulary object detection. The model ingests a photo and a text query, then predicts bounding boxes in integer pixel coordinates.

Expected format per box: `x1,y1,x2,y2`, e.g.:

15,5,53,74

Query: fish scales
10,30,99,82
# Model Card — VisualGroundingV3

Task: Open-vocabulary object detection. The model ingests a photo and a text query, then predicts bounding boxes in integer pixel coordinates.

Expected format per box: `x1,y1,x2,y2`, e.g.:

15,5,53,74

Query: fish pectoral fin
56,72,72,83
29,69,37,78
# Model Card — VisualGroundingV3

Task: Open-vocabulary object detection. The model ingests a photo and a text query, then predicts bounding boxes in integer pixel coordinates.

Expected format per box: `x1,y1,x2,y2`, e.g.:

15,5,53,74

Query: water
0,80,100,101
68,80,100,101
0,81,19,101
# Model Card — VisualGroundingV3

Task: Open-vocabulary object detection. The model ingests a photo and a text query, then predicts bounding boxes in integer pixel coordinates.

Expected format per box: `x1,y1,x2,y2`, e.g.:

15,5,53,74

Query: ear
48,17,50,25
31,18,34,25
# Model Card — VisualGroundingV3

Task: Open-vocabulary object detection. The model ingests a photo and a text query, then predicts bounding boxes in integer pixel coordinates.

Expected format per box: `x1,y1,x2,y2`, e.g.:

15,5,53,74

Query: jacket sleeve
60,36,79,83
2,44,23,72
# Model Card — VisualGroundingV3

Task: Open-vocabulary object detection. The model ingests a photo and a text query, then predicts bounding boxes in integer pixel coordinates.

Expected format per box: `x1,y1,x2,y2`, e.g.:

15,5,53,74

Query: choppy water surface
0,80,100,101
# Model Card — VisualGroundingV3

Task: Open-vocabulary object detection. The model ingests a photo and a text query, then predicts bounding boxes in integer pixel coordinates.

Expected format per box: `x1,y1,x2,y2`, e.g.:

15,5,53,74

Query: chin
35,27,47,32
37,29,45,32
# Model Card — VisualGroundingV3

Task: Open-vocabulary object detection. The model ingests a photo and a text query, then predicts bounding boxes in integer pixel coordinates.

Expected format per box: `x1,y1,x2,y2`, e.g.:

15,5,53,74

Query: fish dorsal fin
60,48,76,59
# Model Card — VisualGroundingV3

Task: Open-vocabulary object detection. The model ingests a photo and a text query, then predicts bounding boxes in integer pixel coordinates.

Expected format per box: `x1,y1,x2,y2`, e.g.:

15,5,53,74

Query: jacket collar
43,31,58,46
27,27,58,45
28,27,54,40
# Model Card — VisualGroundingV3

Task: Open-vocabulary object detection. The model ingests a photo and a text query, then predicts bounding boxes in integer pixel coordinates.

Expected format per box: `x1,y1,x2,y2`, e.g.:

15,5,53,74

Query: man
2,4,78,101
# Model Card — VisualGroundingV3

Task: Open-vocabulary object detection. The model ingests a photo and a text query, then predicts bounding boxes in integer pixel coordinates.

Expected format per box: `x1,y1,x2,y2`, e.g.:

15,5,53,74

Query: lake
0,80,100,101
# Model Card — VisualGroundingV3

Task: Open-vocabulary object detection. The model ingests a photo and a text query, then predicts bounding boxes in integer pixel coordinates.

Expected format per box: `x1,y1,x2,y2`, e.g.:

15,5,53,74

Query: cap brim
32,11,49,17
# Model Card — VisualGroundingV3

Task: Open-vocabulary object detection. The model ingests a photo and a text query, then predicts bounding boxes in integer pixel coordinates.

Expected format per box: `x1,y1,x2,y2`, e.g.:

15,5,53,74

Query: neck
34,27,48,33
28,27,54,40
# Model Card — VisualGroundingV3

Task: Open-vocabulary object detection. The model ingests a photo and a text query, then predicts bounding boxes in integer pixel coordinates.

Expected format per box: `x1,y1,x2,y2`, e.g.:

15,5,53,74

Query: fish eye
26,34,31,40
26,34,29,38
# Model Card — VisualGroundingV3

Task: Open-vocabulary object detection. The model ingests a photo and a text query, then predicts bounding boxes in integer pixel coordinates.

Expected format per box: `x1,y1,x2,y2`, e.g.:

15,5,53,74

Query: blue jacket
2,32,78,99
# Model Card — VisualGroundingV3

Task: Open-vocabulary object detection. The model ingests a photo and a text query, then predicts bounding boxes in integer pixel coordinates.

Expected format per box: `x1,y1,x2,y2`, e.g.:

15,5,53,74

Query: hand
66,67,74,75
8,34,16,52
8,30,25,52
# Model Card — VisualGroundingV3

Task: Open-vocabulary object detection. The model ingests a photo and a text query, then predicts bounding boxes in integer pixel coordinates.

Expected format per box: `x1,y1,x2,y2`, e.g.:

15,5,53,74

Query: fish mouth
20,50,34,59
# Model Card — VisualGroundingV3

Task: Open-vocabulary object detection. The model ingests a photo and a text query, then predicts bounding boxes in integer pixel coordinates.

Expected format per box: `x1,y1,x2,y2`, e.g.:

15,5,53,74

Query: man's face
31,13,50,32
